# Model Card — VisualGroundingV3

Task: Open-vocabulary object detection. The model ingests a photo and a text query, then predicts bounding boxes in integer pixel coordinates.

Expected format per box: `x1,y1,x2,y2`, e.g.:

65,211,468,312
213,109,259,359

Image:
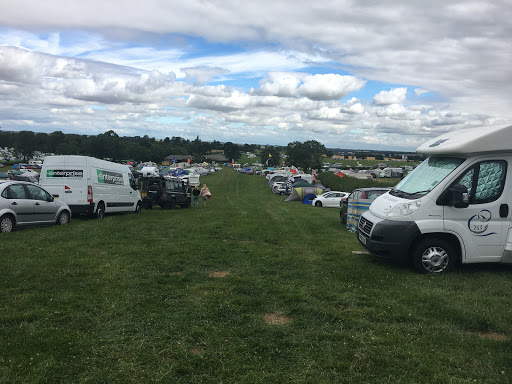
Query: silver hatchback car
0,180,71,233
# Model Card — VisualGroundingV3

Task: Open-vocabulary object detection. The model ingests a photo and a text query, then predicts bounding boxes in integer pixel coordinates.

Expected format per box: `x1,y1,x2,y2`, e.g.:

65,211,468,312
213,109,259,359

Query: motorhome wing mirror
451,184,469,208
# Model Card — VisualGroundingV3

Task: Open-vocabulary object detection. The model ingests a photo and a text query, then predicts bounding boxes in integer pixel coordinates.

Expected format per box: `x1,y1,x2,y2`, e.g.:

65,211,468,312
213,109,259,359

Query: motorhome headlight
387,199,421,217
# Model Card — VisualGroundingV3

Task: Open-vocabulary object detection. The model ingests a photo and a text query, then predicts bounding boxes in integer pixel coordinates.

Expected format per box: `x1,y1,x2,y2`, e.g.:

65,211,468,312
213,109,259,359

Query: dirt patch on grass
240,240,255,244
263,313,292,325
189,347,203,356
477,332,508,341
352,250,370,254
169,272,183,276
209,271,230,278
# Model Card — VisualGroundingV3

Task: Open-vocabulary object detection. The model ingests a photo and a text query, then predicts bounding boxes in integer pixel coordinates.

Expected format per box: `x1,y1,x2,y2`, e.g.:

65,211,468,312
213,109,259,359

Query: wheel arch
0,211,17,227
409,232,463,264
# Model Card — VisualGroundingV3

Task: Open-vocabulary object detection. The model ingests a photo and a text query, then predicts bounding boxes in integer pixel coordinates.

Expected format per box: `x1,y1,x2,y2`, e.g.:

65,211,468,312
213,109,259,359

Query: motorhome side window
454,160,507,204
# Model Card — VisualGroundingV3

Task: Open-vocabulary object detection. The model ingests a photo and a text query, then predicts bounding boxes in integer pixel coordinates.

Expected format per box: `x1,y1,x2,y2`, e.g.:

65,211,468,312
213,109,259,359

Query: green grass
1,169,512,383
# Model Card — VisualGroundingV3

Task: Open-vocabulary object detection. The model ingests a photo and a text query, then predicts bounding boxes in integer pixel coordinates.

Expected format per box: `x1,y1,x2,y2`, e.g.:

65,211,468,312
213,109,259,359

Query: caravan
40,156,142,218
358,124,512,273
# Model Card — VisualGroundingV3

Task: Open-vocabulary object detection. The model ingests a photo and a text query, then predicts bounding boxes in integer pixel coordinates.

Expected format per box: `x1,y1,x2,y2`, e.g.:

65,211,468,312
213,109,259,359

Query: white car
312,191,350,207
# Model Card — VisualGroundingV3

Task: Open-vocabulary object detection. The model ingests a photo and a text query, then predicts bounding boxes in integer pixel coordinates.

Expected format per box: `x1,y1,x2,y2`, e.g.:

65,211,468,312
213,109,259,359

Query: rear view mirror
451,184,469,208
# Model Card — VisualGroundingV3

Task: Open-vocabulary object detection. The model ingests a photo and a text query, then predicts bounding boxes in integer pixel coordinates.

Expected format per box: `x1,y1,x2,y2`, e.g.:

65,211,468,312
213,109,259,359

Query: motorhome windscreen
391,157,465,197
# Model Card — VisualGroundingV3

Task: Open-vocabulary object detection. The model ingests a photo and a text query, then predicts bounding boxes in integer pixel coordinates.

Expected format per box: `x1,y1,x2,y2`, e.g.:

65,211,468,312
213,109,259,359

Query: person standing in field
200,184,211,207
192,185,200,207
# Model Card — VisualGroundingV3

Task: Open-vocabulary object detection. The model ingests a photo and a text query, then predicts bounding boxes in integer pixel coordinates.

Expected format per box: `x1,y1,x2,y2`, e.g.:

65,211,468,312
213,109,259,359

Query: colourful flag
337,171,345,178
312,170,318,176
269,153,272,157
290,166,298,174
187,158,191,164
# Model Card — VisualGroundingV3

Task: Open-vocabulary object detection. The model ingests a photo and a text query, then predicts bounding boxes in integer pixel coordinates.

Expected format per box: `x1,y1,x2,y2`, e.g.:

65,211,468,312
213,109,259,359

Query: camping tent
302,194,316,205
285,187,324,202
291,181,312,188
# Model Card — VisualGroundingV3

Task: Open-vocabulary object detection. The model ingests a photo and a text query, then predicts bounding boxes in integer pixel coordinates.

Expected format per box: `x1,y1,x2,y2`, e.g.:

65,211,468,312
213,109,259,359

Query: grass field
1,168,511,383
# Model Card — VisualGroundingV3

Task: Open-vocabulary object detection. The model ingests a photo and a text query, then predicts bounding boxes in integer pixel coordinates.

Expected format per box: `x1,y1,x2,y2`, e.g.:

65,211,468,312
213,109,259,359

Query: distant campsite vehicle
379,167,403,178
140,166,160,177
312,191,350,208
40,155,142,218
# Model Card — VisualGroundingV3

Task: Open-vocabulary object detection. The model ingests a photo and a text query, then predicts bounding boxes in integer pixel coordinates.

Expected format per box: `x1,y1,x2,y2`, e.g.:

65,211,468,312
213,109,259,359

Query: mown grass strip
1,168,511,383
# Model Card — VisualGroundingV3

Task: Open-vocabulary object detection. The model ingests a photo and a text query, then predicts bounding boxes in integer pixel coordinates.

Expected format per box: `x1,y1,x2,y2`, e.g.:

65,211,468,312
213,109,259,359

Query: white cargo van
40,156,142,218
357,124,512,273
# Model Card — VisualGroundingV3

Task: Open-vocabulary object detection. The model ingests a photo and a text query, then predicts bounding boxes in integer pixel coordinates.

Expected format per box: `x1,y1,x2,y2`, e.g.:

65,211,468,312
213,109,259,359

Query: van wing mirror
451,184,469,208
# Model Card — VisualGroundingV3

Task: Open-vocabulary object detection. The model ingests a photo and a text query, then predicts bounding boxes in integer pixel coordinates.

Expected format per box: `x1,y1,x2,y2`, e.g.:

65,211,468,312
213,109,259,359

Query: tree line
3,129,406,172
0,130,263,164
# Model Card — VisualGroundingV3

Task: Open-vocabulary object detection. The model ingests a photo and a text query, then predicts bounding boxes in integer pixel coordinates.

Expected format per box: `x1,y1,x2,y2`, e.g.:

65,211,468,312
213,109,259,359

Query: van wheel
0,215,14,233
134,202,142,214
412,237,458,274
315,201,322,207
57,211,70,225
96,203,105,219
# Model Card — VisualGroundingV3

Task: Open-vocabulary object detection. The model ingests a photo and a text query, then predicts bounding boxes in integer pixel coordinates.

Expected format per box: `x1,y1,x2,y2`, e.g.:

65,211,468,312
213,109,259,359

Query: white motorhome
357,124,512,273
40,156,142,218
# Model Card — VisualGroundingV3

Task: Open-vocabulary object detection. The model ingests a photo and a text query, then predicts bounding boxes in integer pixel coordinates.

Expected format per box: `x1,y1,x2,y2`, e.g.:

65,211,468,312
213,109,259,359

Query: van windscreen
391,157,464,197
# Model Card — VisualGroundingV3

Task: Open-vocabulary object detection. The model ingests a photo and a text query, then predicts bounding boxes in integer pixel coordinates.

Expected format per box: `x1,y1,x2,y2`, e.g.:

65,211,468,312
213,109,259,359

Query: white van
357,124,512,273
40,156,142,218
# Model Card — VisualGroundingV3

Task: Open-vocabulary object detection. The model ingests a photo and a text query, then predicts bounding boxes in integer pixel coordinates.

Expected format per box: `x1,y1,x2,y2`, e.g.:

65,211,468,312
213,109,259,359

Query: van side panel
41,156,141,216
40,156,91,216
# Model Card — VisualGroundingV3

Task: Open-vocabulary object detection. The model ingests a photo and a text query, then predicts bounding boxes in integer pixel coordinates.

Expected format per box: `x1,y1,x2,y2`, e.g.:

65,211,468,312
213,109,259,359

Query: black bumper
357,219,420,263
68,203,95,217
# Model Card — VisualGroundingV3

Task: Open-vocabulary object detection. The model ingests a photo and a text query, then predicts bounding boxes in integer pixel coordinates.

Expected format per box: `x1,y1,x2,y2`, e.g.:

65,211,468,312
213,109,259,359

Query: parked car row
1,155,197,233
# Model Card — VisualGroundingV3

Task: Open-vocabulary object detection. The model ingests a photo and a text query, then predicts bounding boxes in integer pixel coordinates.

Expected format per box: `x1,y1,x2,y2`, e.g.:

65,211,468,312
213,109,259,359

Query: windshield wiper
391,188,431,197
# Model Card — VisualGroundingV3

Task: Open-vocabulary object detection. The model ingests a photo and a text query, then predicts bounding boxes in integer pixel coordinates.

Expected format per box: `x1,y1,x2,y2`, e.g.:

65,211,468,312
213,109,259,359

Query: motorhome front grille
358,216,373,237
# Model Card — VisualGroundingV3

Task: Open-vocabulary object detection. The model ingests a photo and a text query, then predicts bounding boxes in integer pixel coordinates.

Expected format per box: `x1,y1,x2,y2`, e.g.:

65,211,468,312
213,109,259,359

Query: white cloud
373,88,408,106
298,74,366,101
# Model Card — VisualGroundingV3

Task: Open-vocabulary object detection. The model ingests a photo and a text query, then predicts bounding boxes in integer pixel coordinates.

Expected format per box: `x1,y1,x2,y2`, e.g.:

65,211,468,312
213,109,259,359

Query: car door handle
11,202,17,205
35,202,40,206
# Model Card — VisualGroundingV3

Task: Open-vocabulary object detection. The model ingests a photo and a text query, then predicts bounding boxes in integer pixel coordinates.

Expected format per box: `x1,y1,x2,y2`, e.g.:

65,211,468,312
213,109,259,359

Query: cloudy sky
0,0,511,151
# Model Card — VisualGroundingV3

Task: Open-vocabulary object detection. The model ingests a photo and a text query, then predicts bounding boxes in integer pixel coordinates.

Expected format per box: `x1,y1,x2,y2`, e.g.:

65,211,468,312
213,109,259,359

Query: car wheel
57,211,70,225
96,203,105,219
134,202,142,214
0,215,14,233
412,237,458,274
315,201,322,207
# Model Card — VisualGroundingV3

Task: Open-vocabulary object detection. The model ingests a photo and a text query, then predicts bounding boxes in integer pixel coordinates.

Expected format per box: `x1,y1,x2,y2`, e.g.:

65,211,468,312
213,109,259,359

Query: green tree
223,142,241,162
260,147,281,167
14,131,36,161
286,140,326,172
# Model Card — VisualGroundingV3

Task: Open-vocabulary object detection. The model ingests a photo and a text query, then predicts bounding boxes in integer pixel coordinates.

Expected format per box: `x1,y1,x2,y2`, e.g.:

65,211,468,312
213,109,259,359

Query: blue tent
12,164,19,169
302,194,316,205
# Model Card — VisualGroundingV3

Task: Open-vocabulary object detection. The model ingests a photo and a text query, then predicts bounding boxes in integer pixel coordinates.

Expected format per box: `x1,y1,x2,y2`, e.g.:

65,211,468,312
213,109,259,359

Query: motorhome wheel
412,237,457,274
315,201,322,207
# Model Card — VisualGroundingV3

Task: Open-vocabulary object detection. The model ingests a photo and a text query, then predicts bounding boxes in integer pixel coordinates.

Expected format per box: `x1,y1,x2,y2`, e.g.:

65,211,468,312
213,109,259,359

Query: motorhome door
443,159,510,262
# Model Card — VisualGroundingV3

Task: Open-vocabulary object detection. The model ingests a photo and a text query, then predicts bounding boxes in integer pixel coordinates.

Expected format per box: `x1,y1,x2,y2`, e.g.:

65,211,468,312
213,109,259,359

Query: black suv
139,177,191,209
